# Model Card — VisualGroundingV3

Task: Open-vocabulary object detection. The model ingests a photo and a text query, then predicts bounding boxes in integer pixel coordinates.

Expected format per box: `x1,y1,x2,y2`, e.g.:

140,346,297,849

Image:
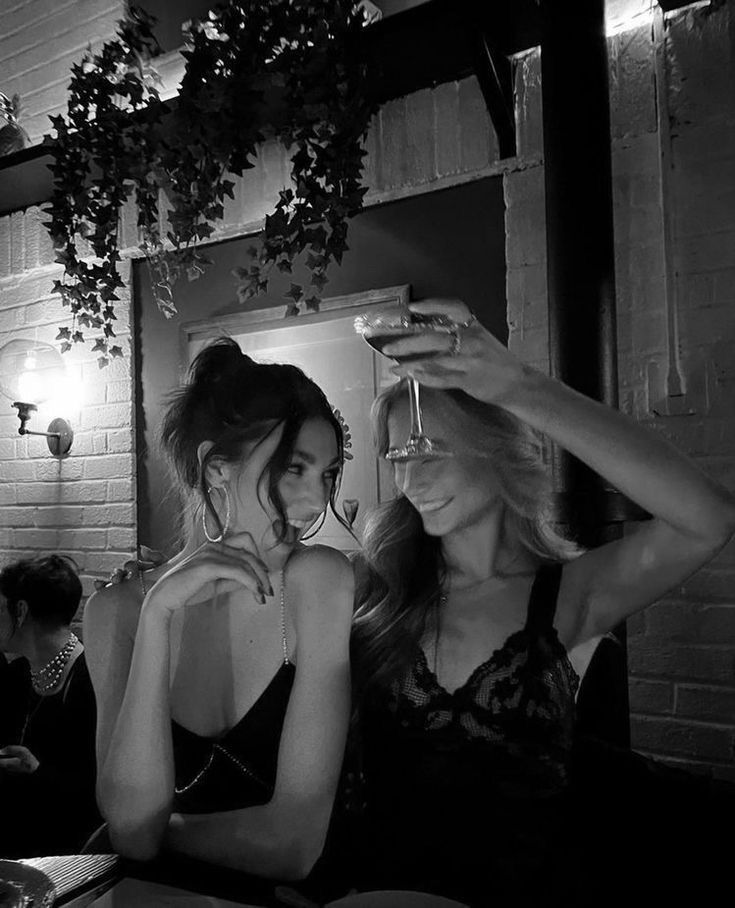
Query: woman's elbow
98,788,168,862
269,837,323,881
107,822,163,863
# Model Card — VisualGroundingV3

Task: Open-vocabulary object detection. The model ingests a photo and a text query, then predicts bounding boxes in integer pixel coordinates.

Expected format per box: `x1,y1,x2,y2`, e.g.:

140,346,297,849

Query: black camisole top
170,604,295,815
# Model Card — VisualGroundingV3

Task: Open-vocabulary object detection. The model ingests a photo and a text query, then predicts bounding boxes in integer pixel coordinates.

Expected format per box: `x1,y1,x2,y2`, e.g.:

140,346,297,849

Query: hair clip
332,407,353,460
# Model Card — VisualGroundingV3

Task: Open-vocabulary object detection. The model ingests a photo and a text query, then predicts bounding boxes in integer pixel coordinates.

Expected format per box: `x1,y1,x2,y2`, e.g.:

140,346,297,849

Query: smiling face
225,416,341,550
387,397,503,539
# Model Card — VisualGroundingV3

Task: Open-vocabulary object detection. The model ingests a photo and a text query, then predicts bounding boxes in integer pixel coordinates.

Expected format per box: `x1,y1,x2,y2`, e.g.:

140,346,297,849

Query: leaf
43,0,375,359
286,283,304,302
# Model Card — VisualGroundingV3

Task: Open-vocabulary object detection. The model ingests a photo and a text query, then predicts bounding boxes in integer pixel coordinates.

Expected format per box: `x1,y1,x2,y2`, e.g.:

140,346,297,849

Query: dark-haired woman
351,299,735,907
0,555,100,857
84,338,353,886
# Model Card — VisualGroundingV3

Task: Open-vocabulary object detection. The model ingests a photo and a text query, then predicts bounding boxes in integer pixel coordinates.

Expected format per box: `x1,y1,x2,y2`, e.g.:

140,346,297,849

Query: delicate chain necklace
30,632,79,694
279,569,290,665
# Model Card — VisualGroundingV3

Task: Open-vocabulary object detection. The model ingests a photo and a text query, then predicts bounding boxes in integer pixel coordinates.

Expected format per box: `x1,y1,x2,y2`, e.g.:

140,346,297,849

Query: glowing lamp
0,339,74,456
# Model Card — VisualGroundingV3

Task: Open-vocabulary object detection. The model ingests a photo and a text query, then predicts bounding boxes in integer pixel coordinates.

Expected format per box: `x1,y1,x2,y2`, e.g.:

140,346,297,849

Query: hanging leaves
45,1,377,365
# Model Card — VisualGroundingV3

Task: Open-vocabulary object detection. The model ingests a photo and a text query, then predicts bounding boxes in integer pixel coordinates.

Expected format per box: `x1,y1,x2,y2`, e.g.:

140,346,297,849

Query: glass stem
408,376,424,437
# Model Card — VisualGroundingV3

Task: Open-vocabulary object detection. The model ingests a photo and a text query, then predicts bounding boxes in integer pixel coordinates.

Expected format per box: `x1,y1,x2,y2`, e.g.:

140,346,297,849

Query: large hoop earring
202,486,231,543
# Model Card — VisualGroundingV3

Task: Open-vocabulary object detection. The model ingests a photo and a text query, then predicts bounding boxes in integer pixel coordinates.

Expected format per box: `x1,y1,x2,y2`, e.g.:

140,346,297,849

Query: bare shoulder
285,544,354,590
85,575,144,636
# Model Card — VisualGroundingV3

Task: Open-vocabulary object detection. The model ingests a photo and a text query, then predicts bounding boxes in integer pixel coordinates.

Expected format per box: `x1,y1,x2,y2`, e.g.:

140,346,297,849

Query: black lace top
358,563,582,906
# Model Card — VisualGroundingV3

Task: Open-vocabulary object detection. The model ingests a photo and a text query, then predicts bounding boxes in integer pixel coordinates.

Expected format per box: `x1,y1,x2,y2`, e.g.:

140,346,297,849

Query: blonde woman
351,299,735,907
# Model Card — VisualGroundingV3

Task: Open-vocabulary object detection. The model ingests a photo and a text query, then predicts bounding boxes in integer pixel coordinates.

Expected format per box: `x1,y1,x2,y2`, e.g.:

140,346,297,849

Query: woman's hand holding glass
143,531,274,618
385,299,529,409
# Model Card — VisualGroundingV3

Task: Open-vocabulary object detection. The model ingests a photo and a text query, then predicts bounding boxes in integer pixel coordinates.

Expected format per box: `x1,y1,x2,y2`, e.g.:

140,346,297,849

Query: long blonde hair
352,380,583,694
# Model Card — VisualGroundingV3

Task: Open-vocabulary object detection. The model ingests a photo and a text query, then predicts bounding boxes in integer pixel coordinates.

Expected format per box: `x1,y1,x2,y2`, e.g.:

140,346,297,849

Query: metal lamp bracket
11,401,74,457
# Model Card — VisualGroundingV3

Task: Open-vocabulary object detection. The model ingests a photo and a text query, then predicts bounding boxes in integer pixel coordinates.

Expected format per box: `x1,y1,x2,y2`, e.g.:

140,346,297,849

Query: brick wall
505,3,735,780
0,0,126,146
0,2,733,774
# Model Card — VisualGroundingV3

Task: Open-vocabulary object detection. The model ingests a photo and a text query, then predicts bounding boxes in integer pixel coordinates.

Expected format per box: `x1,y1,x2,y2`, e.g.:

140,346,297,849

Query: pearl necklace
30,632,79,694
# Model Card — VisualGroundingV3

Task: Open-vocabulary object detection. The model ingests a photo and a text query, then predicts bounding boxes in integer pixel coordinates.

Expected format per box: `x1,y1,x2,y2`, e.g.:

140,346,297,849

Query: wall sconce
0,339,74,456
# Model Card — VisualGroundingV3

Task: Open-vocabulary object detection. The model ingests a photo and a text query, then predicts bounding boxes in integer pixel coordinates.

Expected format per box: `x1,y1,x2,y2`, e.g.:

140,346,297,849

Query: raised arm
386,300,735,646
164,545,354,879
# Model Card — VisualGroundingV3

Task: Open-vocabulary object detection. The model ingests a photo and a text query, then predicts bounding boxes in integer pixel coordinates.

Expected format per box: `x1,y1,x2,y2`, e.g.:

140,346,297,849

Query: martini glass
355,307,456,461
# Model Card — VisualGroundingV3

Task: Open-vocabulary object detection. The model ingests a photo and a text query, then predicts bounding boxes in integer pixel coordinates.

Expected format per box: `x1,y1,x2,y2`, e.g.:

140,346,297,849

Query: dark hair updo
160,337,347,542
0,554,82,633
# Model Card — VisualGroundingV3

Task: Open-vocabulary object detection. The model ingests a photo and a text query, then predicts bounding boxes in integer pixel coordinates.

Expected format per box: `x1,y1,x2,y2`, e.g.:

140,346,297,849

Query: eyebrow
292,449,341,467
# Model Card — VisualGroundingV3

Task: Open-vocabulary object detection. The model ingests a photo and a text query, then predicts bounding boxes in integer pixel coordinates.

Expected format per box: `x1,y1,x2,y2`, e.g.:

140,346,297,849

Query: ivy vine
45,1,378,365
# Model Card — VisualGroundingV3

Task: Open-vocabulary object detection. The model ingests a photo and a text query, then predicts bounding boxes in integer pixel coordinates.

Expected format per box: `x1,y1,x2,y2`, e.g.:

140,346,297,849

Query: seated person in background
83,339,354,890
350,299,735,908
0,555,100,858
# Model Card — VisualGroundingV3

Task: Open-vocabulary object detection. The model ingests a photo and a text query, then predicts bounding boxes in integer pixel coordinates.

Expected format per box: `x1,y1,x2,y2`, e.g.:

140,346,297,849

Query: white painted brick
16,482,63,505
0,484,17,505
106,478,134,501
83,454,132,481
3,460,36,481
83,502,135,526
1,507,37,527
0,436,14,459
84,550,134,576
107,527,136,550
0,217,11,279
106,429,133,454
80,403,133,431
62,528,108,551
12,527,61,550
106,380,132,404
10,211,25,274
33,504,82,526
57,480,108,504
35,457,84,481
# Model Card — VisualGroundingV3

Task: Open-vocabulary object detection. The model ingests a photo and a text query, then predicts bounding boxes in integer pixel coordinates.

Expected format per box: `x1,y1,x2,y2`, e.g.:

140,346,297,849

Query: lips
414,498,451,514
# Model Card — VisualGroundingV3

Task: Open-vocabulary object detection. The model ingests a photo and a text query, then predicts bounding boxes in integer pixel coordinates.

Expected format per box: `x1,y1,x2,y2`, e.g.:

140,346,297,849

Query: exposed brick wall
506,4,735,780
0,0,126,146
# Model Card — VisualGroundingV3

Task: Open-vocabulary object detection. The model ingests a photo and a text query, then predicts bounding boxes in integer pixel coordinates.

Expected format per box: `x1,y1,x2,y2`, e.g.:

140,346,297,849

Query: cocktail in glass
355,308,456,461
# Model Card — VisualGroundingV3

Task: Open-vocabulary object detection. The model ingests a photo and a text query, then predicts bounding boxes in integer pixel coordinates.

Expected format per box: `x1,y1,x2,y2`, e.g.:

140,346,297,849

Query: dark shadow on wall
133,176,507,554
